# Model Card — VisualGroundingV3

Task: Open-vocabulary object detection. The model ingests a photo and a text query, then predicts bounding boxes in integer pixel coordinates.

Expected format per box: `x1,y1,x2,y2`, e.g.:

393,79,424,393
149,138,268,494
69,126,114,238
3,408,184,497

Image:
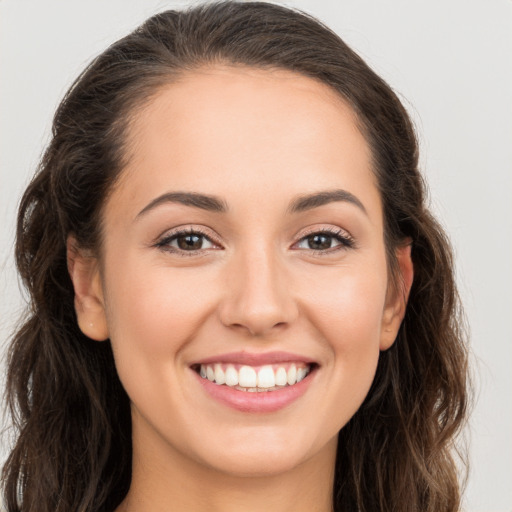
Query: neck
117,424,337,512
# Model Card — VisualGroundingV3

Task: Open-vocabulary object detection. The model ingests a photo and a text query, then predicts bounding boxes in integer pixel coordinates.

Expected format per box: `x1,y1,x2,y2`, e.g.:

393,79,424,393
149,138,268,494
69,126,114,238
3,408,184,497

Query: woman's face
72,66,410,477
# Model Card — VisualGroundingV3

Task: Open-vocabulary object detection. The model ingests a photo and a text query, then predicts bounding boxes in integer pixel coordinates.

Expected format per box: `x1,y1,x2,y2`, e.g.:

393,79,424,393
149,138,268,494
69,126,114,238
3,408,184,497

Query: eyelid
152,224,355,255
154,225,224,252
291,225,356,252
295,224,352,238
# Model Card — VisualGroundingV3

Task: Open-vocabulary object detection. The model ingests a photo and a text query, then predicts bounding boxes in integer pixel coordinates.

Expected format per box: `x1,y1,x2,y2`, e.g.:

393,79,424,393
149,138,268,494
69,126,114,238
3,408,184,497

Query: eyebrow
136,188,366,219
137,191,228,218
288,189,367,215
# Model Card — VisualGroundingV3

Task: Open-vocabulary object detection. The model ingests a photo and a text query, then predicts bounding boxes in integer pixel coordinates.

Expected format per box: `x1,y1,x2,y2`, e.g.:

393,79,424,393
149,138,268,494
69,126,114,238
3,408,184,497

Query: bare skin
117,430,336,512
68,66,413,512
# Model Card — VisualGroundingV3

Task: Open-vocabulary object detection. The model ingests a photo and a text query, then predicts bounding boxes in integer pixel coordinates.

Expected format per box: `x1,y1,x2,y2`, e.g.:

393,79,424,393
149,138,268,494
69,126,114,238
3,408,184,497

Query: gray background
1,1,511,510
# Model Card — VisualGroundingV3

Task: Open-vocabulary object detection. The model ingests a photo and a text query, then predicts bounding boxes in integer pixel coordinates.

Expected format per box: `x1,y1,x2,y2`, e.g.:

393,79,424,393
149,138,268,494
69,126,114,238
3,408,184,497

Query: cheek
299,264,387,418
101,258,222,432
302,264,388,349
103,256,218,364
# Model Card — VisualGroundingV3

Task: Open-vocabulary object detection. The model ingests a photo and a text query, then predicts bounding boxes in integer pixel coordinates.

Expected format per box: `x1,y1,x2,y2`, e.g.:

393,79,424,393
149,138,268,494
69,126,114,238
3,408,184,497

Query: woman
1,2,469,511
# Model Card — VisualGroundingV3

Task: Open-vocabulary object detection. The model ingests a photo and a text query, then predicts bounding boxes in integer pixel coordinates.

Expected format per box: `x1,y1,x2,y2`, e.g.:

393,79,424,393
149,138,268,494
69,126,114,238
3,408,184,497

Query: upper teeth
199,363,310,390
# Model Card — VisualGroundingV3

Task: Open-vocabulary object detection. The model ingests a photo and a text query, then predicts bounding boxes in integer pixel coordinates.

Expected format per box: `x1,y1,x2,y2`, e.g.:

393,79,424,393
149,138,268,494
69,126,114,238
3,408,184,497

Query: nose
218,245,298,337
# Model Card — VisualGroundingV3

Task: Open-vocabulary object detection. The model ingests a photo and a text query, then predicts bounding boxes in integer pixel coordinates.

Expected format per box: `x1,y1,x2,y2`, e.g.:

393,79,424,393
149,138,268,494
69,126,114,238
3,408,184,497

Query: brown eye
177,234,204,250
295,229,354,252
157,230,217,253
306,234,333,250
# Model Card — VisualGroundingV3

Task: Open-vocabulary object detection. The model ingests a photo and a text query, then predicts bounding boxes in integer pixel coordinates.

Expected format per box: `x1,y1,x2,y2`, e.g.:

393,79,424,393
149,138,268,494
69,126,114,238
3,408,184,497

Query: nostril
217,276,299,336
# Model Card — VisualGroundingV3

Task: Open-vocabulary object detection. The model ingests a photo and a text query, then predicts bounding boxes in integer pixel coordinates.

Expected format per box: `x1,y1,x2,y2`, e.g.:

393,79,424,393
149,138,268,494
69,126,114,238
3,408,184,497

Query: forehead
108,65,380,224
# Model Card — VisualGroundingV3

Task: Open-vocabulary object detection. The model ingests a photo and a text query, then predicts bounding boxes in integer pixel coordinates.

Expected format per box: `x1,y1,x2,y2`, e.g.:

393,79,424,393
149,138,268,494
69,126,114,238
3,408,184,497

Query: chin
203,449,311,478
188,427,336,479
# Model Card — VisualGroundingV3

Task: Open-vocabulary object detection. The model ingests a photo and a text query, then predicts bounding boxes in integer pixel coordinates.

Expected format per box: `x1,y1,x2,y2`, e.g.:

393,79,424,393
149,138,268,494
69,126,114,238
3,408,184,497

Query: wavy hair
2,2,469,511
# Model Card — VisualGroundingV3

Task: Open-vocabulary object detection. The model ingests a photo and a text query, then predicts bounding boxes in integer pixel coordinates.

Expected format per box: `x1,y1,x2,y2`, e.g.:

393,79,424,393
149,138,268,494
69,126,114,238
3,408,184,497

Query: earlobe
380,242,414,351
67,235,109,341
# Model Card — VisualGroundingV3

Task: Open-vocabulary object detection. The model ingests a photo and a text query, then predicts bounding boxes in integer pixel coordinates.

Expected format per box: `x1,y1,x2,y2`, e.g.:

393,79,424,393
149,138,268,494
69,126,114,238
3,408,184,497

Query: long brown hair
2,2,469,511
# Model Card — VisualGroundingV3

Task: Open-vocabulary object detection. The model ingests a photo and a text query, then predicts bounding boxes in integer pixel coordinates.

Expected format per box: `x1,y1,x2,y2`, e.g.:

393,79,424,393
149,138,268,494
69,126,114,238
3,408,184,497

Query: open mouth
192,362,315,392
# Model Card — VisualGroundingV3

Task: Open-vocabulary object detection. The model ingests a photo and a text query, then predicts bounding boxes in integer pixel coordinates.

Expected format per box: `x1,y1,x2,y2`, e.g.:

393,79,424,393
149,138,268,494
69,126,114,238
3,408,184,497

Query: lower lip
193,369,315,413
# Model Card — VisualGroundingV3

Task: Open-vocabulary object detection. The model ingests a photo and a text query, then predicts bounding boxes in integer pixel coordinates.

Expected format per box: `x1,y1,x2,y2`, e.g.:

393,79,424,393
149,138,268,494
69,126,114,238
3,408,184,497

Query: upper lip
192,351,317,366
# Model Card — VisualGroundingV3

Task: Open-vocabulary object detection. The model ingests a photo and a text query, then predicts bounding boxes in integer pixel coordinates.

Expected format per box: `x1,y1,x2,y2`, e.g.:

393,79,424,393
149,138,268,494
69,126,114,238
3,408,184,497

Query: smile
197,362,312,392
191,352,317,412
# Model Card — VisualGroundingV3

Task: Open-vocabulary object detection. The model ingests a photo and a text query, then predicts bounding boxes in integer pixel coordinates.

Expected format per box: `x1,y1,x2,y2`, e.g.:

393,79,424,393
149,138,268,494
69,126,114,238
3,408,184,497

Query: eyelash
293,227,355,254
155,227,221,256
154,226,355,256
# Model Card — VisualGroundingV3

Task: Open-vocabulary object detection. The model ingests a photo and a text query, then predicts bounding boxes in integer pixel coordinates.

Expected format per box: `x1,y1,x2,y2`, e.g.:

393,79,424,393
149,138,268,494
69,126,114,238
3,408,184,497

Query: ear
380,242,414,351
67,235,109,341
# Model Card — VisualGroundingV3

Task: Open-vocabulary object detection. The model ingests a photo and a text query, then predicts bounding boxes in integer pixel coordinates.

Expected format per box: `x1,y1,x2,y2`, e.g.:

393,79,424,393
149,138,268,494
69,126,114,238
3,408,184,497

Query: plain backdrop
1,1,511,510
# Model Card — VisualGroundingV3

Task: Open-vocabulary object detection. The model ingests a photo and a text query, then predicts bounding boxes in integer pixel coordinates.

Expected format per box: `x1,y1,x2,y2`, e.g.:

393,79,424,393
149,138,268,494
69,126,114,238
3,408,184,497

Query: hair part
2,2,470,511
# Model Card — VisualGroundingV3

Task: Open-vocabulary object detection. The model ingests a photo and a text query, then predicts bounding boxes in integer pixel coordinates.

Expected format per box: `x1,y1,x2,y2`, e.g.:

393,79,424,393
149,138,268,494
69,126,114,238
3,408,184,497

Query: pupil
308,234,331,250
178,234,202,250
